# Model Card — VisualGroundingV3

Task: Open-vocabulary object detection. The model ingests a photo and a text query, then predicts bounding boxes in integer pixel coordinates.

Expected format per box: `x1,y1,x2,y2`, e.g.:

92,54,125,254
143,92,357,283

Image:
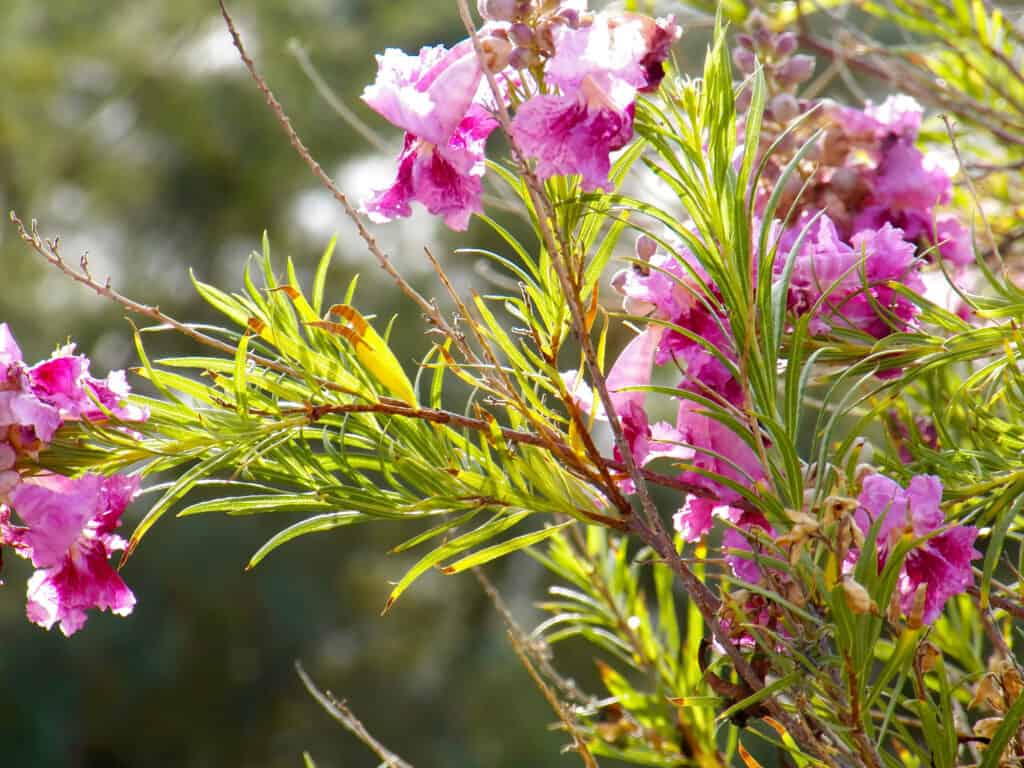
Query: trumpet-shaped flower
786,217,923,338
1,473,140,636
511,12,653,190
511,92,634,192
854,474,979,624
362,41,483,147
364,105,498,231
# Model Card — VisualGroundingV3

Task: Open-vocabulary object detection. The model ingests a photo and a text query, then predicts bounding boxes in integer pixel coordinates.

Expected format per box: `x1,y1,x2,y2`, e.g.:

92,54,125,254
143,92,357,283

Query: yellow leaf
316,305,417,405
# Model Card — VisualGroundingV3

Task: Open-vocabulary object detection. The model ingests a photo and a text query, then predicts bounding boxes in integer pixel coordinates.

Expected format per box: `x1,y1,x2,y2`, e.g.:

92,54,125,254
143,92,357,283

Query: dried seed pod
841,576,877,615
973,716,1003,740
971,673,1006,712
915,641,941,674
906,583,928,629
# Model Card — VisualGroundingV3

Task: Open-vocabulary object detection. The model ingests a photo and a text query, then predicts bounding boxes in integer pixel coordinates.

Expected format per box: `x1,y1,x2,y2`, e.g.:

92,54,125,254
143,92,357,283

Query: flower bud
773,32,798,57
555,8,580,27
769,92,800,123
478,0,526,22
746,10,769,33
736,33,754,51
508,46,541,70
775,55,815,86
610,269,629,295
509,22,534,47
635,235,658,262
480,36,513,73
732,47,756,75
752,26,773,49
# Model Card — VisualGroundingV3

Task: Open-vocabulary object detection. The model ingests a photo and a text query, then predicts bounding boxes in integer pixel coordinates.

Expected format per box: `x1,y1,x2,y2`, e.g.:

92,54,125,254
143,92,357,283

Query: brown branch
217,1,459,344
8,212,366,398
295,661,413,768
475,571,600,768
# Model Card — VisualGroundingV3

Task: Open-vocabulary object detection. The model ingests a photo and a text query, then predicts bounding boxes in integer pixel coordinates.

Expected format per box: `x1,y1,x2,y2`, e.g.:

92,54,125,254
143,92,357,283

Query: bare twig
474,570,594,708
287,40,390,153
295,661,413,768
8,212,366,397
474,571,600,768
218,1,454,340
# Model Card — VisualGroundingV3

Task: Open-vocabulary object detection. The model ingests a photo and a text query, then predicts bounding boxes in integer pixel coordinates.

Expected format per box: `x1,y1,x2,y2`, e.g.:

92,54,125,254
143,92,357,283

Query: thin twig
474,571,600,768
295,661,414,768
218,1,451,337
474,570,594,707
287,40,391,153
8,212,364,397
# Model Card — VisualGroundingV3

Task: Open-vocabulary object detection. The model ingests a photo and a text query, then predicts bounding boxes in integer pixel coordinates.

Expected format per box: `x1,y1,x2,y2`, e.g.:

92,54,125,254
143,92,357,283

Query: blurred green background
0,1,618,765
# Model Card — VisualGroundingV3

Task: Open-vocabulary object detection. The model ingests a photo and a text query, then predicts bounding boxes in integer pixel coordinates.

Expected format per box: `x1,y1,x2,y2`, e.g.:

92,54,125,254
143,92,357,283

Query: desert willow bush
4,0,1024,765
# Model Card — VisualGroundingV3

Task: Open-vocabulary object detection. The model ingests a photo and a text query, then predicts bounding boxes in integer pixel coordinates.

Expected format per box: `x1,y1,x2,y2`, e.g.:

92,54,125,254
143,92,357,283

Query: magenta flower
1,473,140,636
362,41,483,147
673,498,775,584
674,400,764,506
364,105,498,231
634,15,682,93
511,12,651,190
511,92,634,192
611,238,737,399
854,474,980,624
787,217,923,338
361,40,500,230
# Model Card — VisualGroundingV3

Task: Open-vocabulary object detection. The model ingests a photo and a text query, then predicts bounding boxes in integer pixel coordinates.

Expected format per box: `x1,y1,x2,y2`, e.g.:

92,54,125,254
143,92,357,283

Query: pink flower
545,13,649,95
634,15,682,93
835,95,923,145
867,140,951,212
674,400,764,506
362,41,483,147
511,92,634,191
611,238,737,399
0,323,23,383
787,217,923,338
364,105,498,231
1,473,140,636
672,497,775,584
854,474,980,624
511,13,652,190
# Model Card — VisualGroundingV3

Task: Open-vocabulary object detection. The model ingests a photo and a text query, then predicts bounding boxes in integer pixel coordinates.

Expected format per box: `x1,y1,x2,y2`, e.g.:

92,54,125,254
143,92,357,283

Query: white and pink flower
2,473,140,636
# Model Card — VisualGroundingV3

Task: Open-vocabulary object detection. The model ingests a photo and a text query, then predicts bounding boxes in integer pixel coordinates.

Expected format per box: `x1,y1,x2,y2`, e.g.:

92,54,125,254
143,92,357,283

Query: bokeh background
0,1,621,765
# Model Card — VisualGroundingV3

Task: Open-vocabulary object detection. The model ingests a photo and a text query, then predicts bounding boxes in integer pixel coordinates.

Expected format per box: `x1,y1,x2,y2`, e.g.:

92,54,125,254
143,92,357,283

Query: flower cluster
0,324,145,636
361,0,680,230
753,89,972,271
